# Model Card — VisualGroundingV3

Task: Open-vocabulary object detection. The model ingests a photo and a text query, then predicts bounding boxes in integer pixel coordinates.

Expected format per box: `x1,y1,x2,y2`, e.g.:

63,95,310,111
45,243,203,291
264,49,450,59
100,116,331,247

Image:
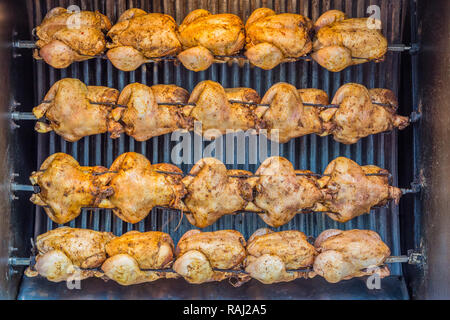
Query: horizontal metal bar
12,40,36,49
10,112,37,120
8,255,414,269
387,44,412,51
14,39,413,54
9,257,31,266
11,183,36,192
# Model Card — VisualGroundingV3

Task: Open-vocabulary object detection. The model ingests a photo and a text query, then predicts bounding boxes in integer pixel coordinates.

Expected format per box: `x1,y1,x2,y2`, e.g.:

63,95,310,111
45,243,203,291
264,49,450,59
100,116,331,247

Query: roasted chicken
109,83,190,141
173,230,249,285
245,228,316,284
26,227,393,286
177,10,245,71
34,7,111,68
25,227,114,282
247,157,323,227
30,153,113,224
97,152,186,224
312,10,388,72
33,78,120,142
106,9,181,71
255,83,328,143
34,78,408,144
101,231,178,285
31,153,402,227
181,158,253,228
183,81,260,139
313,229,391,283
320,84,410,144
316,157,403,223
245,8,313,69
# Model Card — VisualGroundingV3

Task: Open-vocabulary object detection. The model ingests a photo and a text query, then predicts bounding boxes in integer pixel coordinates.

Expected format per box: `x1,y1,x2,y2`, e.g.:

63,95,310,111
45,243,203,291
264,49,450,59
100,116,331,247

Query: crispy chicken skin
312,10,388,72
177,10,245,71
34,7,111,68
109,83,190,141
320,83,410,144
316,157,402,223
255,83,328,143
97,152,186,224
313,229,391,283
25,227,114,282
173,230,250,285
245,8,313,69
102,230,178,285
245,228,316,284
106,9,181,71
183,81,260,139
247,157,323,227
29,153,113,224
181,158,253,228
33,78,120,142
105,231,174,269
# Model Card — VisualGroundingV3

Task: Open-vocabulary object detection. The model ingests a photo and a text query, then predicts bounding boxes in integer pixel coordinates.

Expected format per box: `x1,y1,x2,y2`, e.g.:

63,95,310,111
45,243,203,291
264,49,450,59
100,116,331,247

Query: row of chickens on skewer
35,7,388,72
31,152,402,228
25,226,391,286
35,78,409,144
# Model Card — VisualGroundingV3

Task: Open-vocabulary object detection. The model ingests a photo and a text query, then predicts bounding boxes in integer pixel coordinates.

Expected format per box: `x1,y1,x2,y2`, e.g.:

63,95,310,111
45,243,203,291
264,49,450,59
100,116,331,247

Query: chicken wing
245,228,316,284
97,152,186,224
255,83,327,143
181,158,253,228
109,83,190,141
177,10,245,71
24,227,114,282
245,8,313,69
29,153,113,224
34,7,111,68
33,78,120,142
316,157,402,223
313,229,391,283
312,10,387,72
183,81,260,139
106,9,181,71
319,84,409,144
173,230,250,285
247,157,323,227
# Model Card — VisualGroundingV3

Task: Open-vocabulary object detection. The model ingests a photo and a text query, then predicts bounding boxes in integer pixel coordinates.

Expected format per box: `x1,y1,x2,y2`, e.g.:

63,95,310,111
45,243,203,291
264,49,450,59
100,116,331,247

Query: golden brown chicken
101,231,178,285
34,7,111,69
173,230,249,285
177,9,245,71
97,152,186,224
255,83,328,143
320,84,409,144
312,10,388,72
106,9,181,71
109,83,190,141
246,157,323,227
33,78,120,142
316,157,402,223
24,227,114,282
313,229,391,283
183,81,260,139
245,8,313,70
30,153,113,224
245,228,316,284
181,158,253,228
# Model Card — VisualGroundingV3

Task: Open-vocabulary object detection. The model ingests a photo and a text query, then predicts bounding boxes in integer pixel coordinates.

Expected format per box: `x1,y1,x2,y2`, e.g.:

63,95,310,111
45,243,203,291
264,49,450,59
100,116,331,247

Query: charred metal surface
413,0,450,300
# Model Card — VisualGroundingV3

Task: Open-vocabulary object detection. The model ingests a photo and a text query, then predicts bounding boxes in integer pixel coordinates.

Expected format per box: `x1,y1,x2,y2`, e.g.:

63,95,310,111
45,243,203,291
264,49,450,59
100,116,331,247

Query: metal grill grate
28,0,407,277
